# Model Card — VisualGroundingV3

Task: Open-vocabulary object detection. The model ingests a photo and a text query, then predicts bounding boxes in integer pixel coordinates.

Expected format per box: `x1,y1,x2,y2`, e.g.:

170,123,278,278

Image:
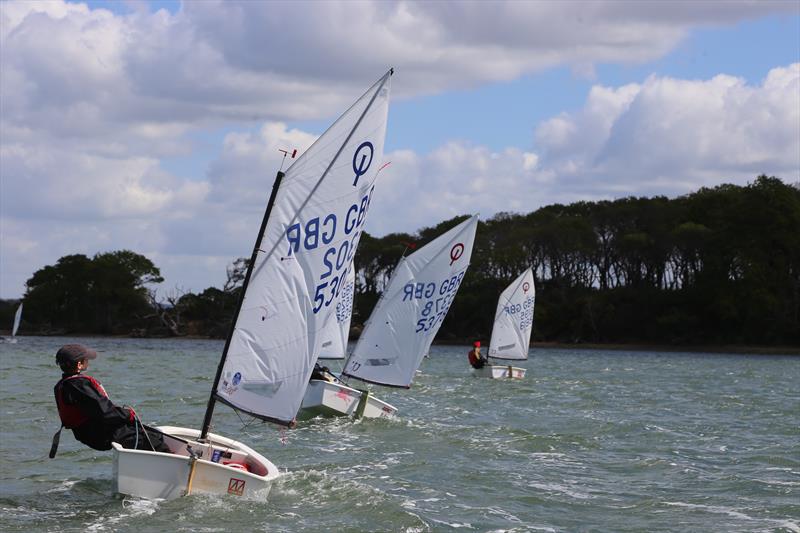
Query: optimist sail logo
449,243,464,265
352,141,374,186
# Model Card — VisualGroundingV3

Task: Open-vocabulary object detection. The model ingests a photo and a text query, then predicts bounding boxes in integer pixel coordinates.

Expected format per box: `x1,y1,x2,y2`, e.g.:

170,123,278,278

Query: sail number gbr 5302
284,185,375,314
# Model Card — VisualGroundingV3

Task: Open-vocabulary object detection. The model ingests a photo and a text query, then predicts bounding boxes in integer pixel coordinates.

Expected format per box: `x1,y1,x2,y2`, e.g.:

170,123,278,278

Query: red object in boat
223,461,250,472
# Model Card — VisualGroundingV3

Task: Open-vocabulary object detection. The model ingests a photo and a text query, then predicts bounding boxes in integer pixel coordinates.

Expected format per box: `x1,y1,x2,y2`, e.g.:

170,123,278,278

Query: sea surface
0,336,798,532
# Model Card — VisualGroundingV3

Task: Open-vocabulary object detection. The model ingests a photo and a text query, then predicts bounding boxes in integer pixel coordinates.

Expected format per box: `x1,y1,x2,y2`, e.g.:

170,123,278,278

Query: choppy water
0,336,798,532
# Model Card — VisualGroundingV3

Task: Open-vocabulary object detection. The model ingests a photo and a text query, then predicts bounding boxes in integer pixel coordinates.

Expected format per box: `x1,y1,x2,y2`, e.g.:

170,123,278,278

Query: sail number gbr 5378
403,271,466,334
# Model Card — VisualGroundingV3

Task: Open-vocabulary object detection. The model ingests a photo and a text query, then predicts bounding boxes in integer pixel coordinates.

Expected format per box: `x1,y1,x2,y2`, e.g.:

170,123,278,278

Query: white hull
472,365,526,379
298,379,397,420
1,337,17,344
112,426,280,500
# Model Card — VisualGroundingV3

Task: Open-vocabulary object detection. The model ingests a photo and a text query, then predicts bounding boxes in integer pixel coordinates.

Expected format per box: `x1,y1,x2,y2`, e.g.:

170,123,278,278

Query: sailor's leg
113,423,171,452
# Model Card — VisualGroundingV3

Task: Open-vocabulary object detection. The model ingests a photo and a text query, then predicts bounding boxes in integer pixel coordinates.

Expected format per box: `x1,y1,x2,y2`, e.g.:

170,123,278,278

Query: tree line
2,175,798,346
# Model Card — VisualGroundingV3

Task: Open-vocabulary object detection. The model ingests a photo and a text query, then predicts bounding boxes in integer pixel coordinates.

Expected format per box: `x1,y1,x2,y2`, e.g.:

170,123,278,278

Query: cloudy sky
1,0,798,299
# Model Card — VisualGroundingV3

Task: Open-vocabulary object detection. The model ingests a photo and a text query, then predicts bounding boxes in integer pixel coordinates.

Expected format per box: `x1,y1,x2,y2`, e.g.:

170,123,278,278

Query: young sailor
52,343,169,454
310,362,336,383
467,341,488,369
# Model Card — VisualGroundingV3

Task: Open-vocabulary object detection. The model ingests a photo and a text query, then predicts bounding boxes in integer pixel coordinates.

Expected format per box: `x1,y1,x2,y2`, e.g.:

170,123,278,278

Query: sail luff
201,170,287,438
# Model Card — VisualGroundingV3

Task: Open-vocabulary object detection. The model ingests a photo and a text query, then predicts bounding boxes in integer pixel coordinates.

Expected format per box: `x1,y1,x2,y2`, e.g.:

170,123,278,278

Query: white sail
11,303,22,337
215,71,392,425
316,263,355,360
488,268,535,361
344,215,479,388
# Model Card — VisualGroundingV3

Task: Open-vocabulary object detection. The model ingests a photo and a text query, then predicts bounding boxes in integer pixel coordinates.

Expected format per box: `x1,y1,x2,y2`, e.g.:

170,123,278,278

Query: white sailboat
298,264,398,420
112,69,394,500
316,264,356,362
474,268,535,379
2,303,23,343
342,215,479,391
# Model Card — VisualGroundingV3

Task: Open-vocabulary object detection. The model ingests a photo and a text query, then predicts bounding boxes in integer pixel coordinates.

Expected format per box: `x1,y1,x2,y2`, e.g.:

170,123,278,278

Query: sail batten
210,70,393,426
343,215,479,388
488,268,535,361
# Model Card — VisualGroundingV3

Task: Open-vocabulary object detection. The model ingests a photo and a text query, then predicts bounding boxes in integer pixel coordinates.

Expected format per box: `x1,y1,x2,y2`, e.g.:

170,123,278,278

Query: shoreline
527,341,800,356
438,339,799,355
5,332,798,355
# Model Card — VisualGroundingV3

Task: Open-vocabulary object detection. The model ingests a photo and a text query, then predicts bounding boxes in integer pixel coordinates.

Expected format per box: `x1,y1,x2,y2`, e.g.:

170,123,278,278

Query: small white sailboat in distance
473,268,535,379
1,303,23,344
343,215,479,390
112,69,394,500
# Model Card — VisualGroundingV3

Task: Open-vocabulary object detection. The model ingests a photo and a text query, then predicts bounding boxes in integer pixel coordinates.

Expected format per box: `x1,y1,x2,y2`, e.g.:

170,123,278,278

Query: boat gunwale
112,426,281,482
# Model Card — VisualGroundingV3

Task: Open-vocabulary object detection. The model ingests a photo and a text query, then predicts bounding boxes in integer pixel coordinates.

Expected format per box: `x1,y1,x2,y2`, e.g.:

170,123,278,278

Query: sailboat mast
200,170,286,440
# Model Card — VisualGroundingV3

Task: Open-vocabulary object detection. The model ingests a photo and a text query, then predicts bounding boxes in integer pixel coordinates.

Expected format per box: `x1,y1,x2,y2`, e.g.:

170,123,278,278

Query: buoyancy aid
54,374,109,428
468,349,479,366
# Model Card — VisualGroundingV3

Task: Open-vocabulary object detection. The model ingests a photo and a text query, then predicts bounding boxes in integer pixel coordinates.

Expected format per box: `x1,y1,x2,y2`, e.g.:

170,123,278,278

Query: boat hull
472,365,526,379
298,379,397,420
112,426,280,500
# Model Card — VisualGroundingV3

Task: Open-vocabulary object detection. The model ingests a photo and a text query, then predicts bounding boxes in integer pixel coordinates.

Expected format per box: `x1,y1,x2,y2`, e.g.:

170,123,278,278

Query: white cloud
0,143,208,220
1,0,798,297
542,63,800,195
207,123,318,206
2,0,796,147
2,64,798,297
370,63,800,234
368,143,544,235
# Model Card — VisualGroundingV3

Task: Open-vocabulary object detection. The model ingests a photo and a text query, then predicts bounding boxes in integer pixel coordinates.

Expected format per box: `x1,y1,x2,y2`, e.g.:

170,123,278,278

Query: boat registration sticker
335,388,353,402
228,478,246,496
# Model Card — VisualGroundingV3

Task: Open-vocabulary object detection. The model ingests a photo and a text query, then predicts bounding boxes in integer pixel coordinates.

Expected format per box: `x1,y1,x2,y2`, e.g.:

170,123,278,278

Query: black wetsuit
55,373,169,452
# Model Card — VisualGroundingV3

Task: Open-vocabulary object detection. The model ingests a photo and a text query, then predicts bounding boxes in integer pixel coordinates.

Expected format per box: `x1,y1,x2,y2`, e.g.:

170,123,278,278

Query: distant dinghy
299,378,397,420
343,215,479,391
474,268,535,379
1,303,23,344
299,265,398,420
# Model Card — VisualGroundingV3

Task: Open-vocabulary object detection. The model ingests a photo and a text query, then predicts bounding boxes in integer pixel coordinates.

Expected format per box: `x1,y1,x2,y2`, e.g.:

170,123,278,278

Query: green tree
24,250,162,334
